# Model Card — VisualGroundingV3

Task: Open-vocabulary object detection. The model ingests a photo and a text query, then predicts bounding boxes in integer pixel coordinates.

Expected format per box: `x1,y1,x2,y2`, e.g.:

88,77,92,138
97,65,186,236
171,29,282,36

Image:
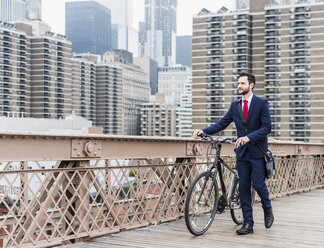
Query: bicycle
184,133,256,236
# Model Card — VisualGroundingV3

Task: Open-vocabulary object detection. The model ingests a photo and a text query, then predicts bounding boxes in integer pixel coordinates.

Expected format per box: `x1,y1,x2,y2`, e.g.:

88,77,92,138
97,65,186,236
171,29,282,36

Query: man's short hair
238,72,256,86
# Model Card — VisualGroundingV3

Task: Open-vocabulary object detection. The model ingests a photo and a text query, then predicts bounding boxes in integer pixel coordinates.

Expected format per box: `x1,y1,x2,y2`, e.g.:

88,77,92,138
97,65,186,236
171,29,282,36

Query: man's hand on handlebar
193,130,204,139
193,131,236,144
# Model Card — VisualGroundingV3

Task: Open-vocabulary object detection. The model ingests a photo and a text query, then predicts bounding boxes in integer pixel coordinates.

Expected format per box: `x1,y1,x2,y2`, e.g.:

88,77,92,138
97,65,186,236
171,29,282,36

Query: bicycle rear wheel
185,171,219,236
230,182,255,225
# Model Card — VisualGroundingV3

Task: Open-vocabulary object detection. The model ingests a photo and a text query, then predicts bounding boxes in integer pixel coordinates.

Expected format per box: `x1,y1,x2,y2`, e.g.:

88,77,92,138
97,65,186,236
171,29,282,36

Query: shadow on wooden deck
62,188,324,248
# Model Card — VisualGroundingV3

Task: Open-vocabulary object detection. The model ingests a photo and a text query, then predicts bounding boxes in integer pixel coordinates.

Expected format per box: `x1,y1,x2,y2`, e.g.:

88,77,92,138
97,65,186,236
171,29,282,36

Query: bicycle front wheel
185,171,219,236
230,183,255,225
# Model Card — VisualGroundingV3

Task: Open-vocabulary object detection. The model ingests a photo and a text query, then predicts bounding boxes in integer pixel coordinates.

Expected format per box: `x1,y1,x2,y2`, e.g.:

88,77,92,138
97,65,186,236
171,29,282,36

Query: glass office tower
65,1,111,55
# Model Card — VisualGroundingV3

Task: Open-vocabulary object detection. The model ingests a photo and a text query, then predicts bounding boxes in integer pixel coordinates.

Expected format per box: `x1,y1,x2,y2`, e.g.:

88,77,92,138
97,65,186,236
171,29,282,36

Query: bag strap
237,100,268,157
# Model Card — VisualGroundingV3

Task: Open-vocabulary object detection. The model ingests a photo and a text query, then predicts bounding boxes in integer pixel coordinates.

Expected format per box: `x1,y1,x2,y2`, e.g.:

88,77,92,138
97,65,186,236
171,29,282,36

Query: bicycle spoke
197,176,208,204
185,171,218,235
230,182,255,225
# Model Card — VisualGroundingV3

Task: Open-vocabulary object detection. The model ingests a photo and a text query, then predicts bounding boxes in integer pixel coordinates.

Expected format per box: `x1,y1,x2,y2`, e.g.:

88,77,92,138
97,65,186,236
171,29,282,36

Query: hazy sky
42,0,233,35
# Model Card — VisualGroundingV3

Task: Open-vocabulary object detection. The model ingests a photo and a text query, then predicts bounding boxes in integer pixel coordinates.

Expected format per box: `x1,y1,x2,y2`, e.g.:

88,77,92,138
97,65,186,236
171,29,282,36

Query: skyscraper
0,0,42,22
192,0,324,142
97,0,138,56
25,0,41,20
71,55,97,123
140,94,179,137
141,0,177,67
133,57,158,95
0,20,73,119
102,50,150,135
138,22,146,57
95,64,123,135
157,66,192,137
158,66,191,107
28,27,73,119
176,35,192,67
0,21,29,117
65,1,111,55
179,79,193,137
111,24,119,50
0,0,26,22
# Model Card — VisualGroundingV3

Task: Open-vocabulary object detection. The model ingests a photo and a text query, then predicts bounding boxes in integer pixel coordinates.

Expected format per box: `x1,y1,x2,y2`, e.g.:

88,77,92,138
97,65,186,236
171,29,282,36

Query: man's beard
238,87,250,95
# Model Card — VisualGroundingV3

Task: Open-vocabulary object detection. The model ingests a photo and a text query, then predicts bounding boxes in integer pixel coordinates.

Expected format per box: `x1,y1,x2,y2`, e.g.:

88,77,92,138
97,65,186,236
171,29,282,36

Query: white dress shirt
242,93,253,111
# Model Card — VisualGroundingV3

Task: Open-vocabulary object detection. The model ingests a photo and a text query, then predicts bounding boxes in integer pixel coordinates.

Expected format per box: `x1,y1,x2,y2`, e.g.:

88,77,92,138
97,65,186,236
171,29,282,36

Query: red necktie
243,99,249,120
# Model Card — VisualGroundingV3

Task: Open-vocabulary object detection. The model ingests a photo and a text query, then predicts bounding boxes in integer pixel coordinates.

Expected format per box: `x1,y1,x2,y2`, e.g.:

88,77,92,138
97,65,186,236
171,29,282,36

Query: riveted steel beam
0,132,323,161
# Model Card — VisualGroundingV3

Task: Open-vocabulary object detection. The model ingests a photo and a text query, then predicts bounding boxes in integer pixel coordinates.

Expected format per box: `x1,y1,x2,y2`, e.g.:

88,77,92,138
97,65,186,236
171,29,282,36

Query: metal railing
0,133,323,247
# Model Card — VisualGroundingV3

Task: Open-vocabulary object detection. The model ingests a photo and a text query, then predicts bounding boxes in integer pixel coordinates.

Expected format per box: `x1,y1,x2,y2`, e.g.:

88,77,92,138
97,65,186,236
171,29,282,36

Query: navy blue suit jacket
202,95,271,160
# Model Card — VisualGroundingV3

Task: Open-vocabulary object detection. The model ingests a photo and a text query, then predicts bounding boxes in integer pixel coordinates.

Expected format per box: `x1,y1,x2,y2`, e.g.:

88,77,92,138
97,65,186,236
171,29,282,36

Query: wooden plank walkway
62,188,324,248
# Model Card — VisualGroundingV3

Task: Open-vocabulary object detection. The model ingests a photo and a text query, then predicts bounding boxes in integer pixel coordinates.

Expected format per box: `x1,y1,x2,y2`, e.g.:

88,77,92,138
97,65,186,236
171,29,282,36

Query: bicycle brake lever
198,133,207,139
199,133,212,141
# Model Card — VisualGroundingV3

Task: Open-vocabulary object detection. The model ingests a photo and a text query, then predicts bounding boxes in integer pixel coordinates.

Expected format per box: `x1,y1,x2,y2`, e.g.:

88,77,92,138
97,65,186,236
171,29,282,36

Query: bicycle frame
208,141,238,206
184,134,248,235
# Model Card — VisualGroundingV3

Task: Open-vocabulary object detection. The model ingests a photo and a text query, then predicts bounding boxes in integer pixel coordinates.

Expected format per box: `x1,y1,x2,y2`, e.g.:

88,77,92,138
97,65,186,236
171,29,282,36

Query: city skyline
42,0,234,36
192,0,324,142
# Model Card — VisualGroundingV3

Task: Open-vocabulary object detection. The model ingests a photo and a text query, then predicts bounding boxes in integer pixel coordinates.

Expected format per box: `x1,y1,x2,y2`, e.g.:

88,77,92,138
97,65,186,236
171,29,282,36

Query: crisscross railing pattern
0,158,207,247
0,134,323,247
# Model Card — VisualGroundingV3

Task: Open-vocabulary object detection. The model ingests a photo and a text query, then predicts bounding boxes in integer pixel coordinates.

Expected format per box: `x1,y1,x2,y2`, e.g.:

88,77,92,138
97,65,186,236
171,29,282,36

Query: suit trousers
236,154,272,226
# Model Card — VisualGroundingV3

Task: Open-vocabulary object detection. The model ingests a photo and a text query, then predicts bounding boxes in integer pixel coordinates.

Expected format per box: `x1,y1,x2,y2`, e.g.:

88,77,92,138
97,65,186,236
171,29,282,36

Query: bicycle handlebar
198,133,236,144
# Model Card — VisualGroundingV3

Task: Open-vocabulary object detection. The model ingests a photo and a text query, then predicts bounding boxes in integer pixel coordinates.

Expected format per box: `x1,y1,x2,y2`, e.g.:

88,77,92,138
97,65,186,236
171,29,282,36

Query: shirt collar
242,93,253,104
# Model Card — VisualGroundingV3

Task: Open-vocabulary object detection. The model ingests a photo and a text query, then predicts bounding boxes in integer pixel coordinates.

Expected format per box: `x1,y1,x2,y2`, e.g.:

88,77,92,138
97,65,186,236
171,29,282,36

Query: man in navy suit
194,72,274,235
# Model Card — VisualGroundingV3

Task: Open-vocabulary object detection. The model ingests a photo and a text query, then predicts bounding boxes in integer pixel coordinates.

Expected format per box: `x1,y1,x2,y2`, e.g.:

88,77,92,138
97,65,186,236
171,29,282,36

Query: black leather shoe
264,208,274,228
236,223,254,235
